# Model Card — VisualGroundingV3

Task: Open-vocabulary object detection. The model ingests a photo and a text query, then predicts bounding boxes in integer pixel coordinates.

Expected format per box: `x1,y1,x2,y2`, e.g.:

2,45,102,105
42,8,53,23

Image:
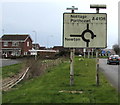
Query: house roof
53,46,64,49
32,43,40,46
39,47,46,50
1,34,31,41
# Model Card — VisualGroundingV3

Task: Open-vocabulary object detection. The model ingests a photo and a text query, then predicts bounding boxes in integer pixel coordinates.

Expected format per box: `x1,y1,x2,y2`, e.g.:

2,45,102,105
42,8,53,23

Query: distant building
101,49,116,56
39,47,46,50
53,46,66,52
32,43,40,50
1,34,33,57
29,49,58,58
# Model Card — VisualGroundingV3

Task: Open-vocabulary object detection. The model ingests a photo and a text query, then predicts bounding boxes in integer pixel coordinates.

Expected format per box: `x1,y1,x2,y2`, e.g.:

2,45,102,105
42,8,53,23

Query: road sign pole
88,49,90,58
92,49,94,58
96,49,99,86
83,48,86,58
66,6,78,86
90,4,106,86
84,52,86,58
70,49,75,86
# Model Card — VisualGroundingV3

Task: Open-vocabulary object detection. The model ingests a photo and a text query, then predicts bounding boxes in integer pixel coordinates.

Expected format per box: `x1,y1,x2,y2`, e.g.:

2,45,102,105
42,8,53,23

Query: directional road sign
63,13,107,48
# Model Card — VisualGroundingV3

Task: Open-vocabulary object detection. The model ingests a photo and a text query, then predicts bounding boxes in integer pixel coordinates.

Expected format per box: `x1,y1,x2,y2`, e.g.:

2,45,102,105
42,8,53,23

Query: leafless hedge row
2,57,66,91
24,58,65,79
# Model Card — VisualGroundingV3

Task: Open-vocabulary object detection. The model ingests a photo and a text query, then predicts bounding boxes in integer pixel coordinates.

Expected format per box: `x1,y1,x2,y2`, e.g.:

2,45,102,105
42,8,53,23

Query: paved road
99,59,119,92
0,59,22,67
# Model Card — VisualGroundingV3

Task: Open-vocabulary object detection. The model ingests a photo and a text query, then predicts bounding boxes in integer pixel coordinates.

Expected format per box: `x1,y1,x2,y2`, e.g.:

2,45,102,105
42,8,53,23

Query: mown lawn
2,57,119,103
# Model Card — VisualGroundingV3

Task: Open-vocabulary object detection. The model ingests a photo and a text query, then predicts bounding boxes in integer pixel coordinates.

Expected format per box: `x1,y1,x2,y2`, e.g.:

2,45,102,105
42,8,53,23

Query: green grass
1,63,23,79
2,57,118,103
99,56,108,58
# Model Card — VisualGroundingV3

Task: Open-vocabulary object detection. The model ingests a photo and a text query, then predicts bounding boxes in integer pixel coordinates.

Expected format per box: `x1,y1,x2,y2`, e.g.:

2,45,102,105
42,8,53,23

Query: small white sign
83,48,86,52
63,13,107,48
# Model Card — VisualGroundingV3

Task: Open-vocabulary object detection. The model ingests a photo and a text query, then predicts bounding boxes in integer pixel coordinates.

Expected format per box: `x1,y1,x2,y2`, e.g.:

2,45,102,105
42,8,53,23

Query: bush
56,50,70,57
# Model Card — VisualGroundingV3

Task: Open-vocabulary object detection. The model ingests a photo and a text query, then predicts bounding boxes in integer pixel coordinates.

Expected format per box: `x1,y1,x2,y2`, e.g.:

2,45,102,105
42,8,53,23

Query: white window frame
27,41,30,47
3,42,8,47
12,42,19,46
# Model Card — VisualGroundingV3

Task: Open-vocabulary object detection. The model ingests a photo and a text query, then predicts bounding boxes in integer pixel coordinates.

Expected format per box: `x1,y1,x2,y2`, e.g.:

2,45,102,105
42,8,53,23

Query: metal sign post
66,6,78,86
83,48,86,58
88,49,90,58
67,6,78,13
70,48,75,86
90,4,107,86
92,48,94,58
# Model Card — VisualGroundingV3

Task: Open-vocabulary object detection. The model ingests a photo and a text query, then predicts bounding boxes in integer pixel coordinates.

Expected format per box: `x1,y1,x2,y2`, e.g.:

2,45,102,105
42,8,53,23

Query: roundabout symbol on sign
70,24,96,47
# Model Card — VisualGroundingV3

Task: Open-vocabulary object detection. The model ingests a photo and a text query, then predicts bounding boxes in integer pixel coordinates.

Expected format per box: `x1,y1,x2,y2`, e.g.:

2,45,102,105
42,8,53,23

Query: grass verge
2,57,119,103
1,63,23,79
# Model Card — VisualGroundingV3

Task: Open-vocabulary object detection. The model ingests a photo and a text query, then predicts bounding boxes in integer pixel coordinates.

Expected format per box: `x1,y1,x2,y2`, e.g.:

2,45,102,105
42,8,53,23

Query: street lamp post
2,29,4,35
32,30,37,60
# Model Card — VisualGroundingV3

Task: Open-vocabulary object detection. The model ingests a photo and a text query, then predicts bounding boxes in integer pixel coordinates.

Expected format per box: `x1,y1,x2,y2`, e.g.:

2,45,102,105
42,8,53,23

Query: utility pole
66,6,78,86
90,4,106,86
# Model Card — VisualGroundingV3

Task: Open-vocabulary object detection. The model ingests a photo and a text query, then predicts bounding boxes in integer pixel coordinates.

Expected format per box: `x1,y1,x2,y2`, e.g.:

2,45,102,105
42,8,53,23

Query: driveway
99,59,119,92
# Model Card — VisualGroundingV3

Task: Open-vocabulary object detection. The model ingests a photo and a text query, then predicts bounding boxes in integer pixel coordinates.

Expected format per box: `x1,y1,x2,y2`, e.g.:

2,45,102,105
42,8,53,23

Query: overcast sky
0,0,119,48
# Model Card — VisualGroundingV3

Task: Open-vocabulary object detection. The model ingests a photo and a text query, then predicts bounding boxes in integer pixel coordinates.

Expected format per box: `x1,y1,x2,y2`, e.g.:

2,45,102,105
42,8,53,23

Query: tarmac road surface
99,59,119,92
0,58,22,67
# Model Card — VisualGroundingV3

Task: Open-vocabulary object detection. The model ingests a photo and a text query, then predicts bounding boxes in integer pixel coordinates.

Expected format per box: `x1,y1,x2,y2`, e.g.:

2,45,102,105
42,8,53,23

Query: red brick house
1,34,33,57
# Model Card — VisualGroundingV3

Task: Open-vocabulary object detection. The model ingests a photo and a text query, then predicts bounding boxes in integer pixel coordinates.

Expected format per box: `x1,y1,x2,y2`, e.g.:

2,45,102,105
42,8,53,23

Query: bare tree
112,44,120,55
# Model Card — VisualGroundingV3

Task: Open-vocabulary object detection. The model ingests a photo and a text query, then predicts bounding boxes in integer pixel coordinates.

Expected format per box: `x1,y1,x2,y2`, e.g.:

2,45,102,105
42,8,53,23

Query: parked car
107,55,120,65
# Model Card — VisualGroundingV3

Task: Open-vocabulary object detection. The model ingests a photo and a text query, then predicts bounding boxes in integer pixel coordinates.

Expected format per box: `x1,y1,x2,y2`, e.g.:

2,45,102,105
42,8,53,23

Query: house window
3,42,8,46
24,52,28,55
12,42,19,46
27,42,29,47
